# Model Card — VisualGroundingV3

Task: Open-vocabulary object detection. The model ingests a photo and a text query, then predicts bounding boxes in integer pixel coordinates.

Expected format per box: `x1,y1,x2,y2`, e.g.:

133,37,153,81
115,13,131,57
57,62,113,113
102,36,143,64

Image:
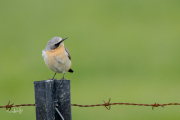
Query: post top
34,79,70,83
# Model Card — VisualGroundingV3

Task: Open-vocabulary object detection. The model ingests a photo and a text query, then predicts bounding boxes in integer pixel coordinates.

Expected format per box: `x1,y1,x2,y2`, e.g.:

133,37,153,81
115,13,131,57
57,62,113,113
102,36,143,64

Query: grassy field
0,0,180,120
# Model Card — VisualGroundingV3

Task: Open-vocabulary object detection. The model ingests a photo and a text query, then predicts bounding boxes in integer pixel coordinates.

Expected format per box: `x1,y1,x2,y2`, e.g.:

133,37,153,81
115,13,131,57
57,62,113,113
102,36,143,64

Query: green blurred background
0,0,180,120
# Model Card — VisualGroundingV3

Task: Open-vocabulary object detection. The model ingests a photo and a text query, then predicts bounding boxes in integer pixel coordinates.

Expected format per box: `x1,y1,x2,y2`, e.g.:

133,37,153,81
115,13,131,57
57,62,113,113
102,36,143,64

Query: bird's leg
60,73,65,84
51,73,56,80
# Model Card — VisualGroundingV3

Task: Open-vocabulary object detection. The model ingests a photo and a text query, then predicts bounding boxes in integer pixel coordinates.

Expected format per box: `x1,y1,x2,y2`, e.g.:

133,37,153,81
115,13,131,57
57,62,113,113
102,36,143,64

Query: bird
42,37,73,81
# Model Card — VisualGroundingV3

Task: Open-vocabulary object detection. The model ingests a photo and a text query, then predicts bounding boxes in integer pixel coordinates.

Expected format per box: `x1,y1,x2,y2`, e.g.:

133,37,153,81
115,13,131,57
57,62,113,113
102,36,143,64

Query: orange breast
46,44,66,58
44,44,71,73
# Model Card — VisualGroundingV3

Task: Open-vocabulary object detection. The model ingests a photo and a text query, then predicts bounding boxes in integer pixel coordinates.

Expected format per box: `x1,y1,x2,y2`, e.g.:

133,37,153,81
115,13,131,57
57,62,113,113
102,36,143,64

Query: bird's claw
60,77,65,84
48,78,56,80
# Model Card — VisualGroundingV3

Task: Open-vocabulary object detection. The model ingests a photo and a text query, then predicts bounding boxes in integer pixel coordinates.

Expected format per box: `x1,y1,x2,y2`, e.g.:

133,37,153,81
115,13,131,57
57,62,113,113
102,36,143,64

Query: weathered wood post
34,80,71,120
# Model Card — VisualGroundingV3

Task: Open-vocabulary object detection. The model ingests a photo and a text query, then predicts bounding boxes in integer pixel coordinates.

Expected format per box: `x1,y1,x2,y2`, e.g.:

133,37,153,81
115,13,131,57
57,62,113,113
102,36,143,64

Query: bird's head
45,37,68,51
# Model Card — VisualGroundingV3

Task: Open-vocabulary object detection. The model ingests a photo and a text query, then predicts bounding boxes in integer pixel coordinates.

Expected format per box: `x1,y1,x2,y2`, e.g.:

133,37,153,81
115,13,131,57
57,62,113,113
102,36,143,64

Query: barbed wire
0,101,35,111
1,99,180,111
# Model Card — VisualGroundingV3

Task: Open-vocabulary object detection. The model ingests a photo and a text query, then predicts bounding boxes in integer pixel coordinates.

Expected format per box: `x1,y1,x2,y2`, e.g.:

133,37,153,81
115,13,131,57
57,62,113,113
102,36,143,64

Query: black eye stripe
55,42,61,48
51,42,61,50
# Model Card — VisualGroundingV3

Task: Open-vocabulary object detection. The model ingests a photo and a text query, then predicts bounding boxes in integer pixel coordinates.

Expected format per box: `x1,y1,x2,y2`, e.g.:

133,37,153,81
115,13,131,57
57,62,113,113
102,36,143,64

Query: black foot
60,77,65,84
60,73,66,84
48,78,56,80
49,73,57,80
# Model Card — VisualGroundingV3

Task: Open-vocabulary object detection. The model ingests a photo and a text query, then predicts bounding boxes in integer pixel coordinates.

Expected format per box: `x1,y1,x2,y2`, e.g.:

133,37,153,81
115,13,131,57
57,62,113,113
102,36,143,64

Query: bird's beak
61,37,68,42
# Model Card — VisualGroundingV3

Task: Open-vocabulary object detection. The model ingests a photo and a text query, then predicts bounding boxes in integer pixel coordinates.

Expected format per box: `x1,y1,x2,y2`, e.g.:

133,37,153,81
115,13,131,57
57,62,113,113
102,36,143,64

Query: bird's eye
51,42,61,50
55,42,61,48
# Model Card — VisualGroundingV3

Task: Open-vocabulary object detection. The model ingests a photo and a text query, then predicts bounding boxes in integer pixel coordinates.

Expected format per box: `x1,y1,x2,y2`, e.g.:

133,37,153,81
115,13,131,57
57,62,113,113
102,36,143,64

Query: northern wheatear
42,37,73,80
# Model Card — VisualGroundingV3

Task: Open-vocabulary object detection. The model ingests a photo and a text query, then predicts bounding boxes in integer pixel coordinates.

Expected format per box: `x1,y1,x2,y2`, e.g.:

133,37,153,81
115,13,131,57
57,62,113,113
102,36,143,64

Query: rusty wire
71,98,180,110
0,101,35,111
1,99,180,111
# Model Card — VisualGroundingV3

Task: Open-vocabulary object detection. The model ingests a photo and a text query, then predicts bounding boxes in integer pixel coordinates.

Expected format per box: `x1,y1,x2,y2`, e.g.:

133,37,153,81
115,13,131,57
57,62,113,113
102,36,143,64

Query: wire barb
1,100,180,111
152,103,164,110
103,98,111,110
6,101,14,111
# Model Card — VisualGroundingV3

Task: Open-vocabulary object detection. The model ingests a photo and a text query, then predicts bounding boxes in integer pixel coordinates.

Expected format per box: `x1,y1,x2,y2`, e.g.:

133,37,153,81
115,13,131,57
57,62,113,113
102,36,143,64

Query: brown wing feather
64,47,71,60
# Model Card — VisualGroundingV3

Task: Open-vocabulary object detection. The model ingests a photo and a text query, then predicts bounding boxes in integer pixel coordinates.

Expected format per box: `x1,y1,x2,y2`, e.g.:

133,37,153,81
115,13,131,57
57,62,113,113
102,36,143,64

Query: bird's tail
68,68,74,73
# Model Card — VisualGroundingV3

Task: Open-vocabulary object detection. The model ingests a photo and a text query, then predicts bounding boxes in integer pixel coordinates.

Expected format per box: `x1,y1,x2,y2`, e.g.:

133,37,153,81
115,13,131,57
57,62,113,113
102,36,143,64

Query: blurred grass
0,0,180,120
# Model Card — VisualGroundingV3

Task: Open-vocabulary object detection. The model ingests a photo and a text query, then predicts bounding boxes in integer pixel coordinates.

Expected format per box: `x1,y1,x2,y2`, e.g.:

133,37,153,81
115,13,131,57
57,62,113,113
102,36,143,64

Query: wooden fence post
34,80,72,120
